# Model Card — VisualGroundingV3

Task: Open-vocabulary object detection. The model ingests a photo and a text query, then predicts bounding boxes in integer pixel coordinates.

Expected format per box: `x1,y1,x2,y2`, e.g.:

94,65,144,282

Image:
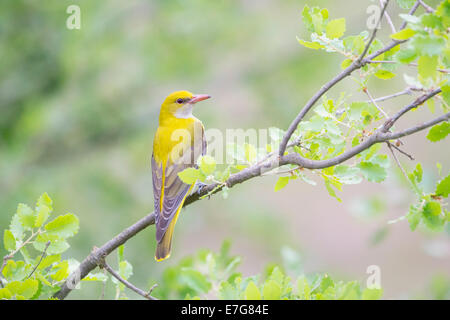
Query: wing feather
152,123,206,243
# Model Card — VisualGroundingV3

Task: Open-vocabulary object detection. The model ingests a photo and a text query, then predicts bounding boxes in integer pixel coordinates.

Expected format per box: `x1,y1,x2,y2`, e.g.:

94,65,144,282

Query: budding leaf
297,38,324,50
244,281,261,300
198,155,216,176
178,168,204,184
374,70,396,80
274,176,290,192
390,28,415,40
435,174,450,198
326,18,346,39
3,230,16,252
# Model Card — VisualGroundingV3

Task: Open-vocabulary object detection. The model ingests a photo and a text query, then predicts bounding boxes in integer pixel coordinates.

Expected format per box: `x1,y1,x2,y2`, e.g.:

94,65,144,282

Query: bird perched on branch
151,91,210,261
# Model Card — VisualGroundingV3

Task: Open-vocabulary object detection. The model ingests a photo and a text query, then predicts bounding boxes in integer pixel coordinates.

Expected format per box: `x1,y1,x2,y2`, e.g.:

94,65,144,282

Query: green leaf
326,18,346,39
333,165,362,185
418,55,438,79
297,276,311,300
358,162,387,183
33,234,70,255
324,179,342,202
371,154,390,169
2,260,29,281
435,174,450,198
263,279,282,300
274,176,290,192
297,38,324,50
3,230,16,252
347,102,378,122
427,122,450,142
413,163,423,183
395,0,416,9
119,260,133,280
37,254,61,270
374,69,396,80
198,155,216,176
421,13,444,29
423,201,442,216
390,28,415,40
395,48,417,63
179,268,211,294
442,85,450,106
422,201,445,230
406,204,421,231
45,213,79,239
178,167,204,184
341,58,352,69
6,279,38,299
244,281,261,300
399,13,420,24
410,35,445,57
0,288,12,299
9,214,24,241
218,281,238,300
83,272,108,282
17,203,36,230
35,193,53,228
362,288,383,300
51,261,69,282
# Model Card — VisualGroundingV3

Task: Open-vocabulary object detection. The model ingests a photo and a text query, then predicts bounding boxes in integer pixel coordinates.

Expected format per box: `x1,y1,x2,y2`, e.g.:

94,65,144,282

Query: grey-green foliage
0,193,83,299
151,240,382,300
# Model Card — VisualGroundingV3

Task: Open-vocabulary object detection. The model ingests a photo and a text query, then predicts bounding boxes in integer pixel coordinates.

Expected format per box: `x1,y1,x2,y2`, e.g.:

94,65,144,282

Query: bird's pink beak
190,94,211,104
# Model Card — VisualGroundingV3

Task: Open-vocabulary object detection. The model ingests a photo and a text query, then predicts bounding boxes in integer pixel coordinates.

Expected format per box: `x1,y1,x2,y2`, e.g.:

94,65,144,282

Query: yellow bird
151,90,210,261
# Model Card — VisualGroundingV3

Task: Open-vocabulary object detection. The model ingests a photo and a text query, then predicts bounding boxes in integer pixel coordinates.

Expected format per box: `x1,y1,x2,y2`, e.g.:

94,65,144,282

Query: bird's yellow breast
153,115,203,165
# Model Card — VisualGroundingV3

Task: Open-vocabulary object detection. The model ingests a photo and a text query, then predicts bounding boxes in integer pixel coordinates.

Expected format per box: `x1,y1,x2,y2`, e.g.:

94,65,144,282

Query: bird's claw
195,182,209,196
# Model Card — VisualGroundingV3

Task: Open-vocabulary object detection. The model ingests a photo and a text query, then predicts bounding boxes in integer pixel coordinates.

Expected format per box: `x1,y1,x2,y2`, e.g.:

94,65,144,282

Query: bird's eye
176,98,184,104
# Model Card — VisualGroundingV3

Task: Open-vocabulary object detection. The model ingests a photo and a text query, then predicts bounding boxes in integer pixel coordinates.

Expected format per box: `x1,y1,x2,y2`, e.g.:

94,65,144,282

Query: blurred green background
0,0,448,299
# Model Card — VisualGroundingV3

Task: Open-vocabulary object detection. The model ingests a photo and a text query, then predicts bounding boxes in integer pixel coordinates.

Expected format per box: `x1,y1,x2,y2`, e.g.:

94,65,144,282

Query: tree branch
101,261,158,300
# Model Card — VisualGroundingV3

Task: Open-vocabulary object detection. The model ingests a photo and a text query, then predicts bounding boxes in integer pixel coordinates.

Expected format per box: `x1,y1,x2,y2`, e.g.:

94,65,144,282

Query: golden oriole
152,90,210,261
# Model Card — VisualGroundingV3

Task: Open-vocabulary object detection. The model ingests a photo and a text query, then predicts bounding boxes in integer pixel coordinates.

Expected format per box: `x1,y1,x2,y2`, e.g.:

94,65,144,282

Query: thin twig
356,0,390,65
400,1,421,30
382,88,442,132
380,0,396,33
387,142,410,183
366,88,413,103
27,241,51,279
388,142,414,160
364,88,389,118
101,261,158,300
0,230,39,287
368,60,450,74
418,0,435,13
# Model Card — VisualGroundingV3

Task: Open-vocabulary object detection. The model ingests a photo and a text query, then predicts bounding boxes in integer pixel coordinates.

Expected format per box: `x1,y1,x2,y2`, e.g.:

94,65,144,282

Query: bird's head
161,90,211,119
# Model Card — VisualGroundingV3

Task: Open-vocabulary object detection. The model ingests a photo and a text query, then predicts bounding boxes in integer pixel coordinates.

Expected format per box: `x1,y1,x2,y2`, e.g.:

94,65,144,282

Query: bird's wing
152,124,206,242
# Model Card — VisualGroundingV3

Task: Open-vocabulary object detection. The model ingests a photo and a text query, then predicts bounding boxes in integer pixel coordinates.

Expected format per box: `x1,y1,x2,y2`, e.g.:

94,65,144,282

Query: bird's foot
195,181,214,199
195,181,210,197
